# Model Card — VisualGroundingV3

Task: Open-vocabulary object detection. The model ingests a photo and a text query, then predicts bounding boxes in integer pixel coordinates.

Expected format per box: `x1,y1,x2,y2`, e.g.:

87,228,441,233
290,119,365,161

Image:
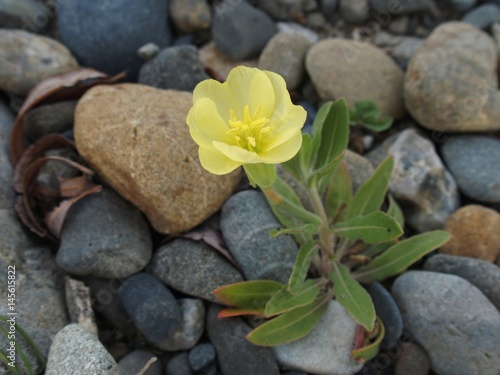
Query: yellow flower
186,66,307,178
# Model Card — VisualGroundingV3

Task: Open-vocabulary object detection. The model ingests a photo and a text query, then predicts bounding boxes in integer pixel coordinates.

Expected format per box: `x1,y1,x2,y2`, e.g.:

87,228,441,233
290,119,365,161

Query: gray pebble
319,0,338,19
189,343,216,373
253,0,308,20
24,100,77,141
118,350,162,375
447,0,477,12
462,3,500,29
119,273,181,347
166,352,193,375
57,189,152,279
392,271,500,375
370,0,431,14
0,101,14,210
340,0,369,24
45,324,118,375
0,0,51,30
220,190,298,283
137,42,160,60
394,342,430,375
139,45,209,91
344,149,374,192
424,253,500,311
150,238,243,303
441,135,500,203
372,31,422,67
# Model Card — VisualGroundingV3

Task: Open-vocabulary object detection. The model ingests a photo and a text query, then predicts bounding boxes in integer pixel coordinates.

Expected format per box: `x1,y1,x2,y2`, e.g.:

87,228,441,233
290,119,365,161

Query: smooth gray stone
165,352,193,375
24,100,77,141
0,101,14,210
188,343,216,373
462,3,500,29
392,271,500,375
220,190,298,283
0,0,51,29
370,0,431,14
447,0,477,12
118,350,162,375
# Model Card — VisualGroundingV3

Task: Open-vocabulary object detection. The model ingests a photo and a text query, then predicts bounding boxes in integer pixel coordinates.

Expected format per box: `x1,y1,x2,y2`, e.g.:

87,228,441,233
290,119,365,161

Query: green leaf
246,297,329,346
361,117,393,132
347,157,393,219
281,133,313,183
353,230,452,283
269,224,316,238
335,211,403,244
243,163,276,188
265,279,321,316
325,161,353,220
360,241,394,259
387,195,404,228
350,100,380,122
330,263,376,331
311,102,332,161
213,280,284,311
288,241,319,293
352,316,385,362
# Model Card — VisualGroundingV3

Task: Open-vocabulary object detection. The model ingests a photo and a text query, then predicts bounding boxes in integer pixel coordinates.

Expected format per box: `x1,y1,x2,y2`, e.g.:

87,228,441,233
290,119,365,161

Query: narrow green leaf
288,241,319,293
360,241,394,259
246,297,329,346
243,163,276,188
352,316,385,362
361,117,393,132
325,161,353,219
311,102,332,162
213,280,284,311
387,195,404,228
330,263,375,331
265,280,321,316
282,133,313,183
353,230,452,283
0,350,22,375
335,211,403,244
218,307,264,318
350,100,380,122
0,320,33,375
269,224,316,238
348,157,393,219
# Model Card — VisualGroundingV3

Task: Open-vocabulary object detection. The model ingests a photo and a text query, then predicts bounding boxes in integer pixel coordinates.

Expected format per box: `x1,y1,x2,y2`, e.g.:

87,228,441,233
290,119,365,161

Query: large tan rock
306,38,405,119
74,84,241,234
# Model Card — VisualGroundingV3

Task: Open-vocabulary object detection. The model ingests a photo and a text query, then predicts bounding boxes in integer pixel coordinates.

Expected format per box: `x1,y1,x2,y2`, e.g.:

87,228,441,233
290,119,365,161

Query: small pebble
369,0,431,14
137,42,160,60
169,0,211,32
394,342,430,375
166,352,193,375
253,0,307,20
340,0,369,24
24,100,77,141
188,343,216,373
118,350,162,375
0,101,15,210
462,3,500,29
0,0,51,30
447,0,477,12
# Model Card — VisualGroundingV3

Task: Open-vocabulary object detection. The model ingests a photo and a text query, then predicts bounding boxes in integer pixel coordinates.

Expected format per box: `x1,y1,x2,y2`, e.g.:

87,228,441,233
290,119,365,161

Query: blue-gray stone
370,0,431,14
118,350,162,375
57,189,152,279
119,273,181,346
424,253,500,311
441,135,500,203
206,304,280,375
0,101,14,210
166,352,193,375
188,343,216,373
368,282,403,348
392,271,500,375
150,238,243,303
138,45,209,91
57,0,171,78
446,0,477,12
212,0,277,60
462,3,500,29
220,190,298,283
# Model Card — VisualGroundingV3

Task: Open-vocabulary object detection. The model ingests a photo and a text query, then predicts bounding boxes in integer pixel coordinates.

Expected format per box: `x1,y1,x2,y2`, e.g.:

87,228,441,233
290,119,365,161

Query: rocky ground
0,0,500,374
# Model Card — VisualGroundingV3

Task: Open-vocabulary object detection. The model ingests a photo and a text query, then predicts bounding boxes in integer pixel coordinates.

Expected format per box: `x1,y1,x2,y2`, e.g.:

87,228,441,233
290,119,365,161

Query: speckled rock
366,128,459,232
74,84,241,234
306,38,405,118
392,271,500,375
0,30,78,95
169,0,211,32
438,205,500,262
45,324,119,375
150,238,243,303
404,22,500,132
258,31,312,90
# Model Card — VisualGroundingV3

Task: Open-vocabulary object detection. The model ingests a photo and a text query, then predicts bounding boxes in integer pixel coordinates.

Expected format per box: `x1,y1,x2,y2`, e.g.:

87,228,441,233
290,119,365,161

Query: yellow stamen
227,105,270,152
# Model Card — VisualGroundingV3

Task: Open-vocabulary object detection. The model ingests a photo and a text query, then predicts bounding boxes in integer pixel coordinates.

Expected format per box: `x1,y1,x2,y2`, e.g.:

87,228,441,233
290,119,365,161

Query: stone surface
404,22,500,132
0,29,78,96
169,0,211,32
368,282,403,348
119,273,181,347
424,253,500,311
24,100,77,141
372,31,422,67
0,101,14,210
220,190,298,283
462,3,500,29
273,301,363,375
0,0,51,29
340,0,369,24
198,41,258,81
156,298,205,351
189,343,216,373
206,304,280,375
139,45,209,91
306,38,405,119
45,324,119,375
56,0,171,78
258,31,312,90
151,238,243,303
276,22,319,44
392,271,500,375
213,0,277,60
344,149,374,192
74,84,241,234
394,342,430,375
366,128,459,232
253,0,308,20
370,0,431,14
439,205,500,262
57,189,152,278
118,350,162,375
441,136,500,202
448,0,477,12
166,352,193,375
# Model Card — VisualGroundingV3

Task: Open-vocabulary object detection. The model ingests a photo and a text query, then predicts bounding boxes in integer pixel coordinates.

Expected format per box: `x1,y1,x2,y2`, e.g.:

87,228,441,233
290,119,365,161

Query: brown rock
404,22,500,132
169,0,211,33
440,205,500,262
74,84,241,234
306,38,405,119
0,29,78,96
395,342,430,375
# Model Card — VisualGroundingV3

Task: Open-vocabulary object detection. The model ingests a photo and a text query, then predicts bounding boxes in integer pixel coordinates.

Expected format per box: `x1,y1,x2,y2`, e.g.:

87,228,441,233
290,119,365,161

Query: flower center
227,105,270,152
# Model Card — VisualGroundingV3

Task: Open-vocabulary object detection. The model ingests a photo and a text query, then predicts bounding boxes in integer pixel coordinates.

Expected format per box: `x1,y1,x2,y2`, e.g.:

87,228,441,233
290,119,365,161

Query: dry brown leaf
182,227,238,267
59,175,94,198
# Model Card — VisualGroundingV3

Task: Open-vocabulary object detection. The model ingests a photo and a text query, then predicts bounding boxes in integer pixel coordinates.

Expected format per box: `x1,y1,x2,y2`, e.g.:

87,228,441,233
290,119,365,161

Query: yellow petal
261,104,307,152
198,146,242,175
213,141,264,164
259,131,303,163
192,79,235,122
227,67,275,120
186,97,233,148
